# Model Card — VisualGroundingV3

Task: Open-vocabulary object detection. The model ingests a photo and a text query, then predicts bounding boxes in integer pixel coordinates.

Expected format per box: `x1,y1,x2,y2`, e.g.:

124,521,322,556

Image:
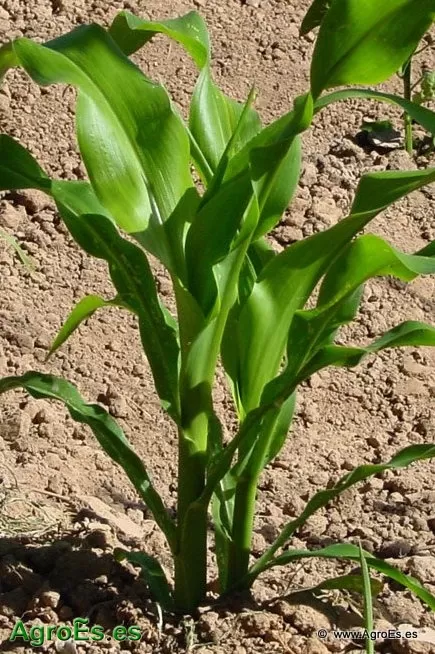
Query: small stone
396,379,428,396
389,492,405,503
312,197,341,225
40,590,61,609
126,508,143,525
305,638,330,654
0,204,24,230
79,496,144,542
408,556,435,584
245,0,260,7
109,396,128,418
13,333,34,350
378,539,412,559
301,162,317,187
387,149,417,171
0,93,11,116
251,532,267,556
55,640,77,654
15,189,50,215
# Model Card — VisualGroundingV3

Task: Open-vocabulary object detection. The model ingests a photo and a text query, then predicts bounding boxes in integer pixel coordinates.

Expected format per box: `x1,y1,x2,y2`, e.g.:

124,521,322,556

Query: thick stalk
174,416,209,612
403,58,413,156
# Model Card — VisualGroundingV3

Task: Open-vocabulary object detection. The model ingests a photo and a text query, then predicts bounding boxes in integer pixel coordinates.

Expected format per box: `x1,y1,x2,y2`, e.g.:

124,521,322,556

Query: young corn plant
2,0,435,615
302,0,435,156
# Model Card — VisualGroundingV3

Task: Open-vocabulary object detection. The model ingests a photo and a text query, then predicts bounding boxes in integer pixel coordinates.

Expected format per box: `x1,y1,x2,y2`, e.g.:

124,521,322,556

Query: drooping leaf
0,24,193,271
0,134,116,224
230,166,435,414
47,294,126,359
247,443,435,590
108,10,262,178
251,543,435,612
275,232,435,385
55,210,180,420
316,88,435,136
311,0,435,97
299,321,435,381
0,372,177,550
114,549,174,610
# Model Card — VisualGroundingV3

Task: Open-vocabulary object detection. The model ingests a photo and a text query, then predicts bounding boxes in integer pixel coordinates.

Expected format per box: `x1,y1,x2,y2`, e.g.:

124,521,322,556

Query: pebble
312,197,341,225
0,204,24,230
408,556,435,584
40,590,61,609
378,539,412,559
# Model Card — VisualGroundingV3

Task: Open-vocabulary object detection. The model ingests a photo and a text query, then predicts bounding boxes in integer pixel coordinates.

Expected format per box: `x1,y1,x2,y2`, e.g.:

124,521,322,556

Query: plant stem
226,411,279,589
226,474,258,586
403,58,414,155
174,411,209,613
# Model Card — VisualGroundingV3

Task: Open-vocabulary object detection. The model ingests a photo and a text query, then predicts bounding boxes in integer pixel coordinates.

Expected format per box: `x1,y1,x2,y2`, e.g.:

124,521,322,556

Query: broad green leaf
232,167,435,414
300,0,333,35
114,549,174,610
108,10,262,178
55,210,180,420
47,294,126,359
0,25,192,270
252,543,435,612
0,372,176,550
275,232,435,384
248,443,435,588
316,89,435,136
0,134,115,222
51,180,113,222
109,10,209,65
311,0,435,97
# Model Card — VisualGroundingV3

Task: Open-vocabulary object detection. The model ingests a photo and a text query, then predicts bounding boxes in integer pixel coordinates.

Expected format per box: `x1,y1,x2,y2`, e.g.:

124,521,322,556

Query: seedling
1,0,435,615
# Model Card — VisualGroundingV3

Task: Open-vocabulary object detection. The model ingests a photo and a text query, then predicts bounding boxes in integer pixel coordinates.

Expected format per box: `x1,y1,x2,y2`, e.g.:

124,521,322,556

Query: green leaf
270,544,434,609
257,543,435,612
316,89,435,136
0,372,177,551
47,294,125,359
231,166,435,414
272,232,435,387
0,24,192,270
360,543,375,654
311,0,435,97
299,321,435,381
300,0,333,35
56,211,180,420
114,549,174,610
108,10,262,178
0,134,51,191
0,135,116,224
248,443,435,593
